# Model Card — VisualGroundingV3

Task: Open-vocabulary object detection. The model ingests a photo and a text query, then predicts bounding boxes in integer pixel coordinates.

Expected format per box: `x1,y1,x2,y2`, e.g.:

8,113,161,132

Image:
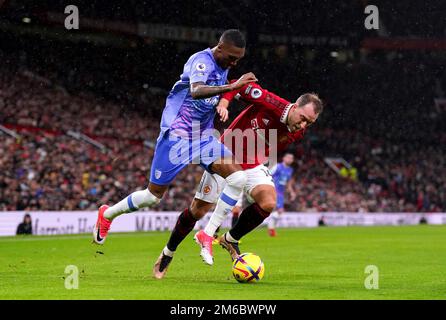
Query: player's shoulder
189,48,215,68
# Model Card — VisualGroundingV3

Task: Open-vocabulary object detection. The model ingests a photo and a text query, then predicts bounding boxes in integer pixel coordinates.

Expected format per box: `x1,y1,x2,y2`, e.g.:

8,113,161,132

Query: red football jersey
220,82,305,170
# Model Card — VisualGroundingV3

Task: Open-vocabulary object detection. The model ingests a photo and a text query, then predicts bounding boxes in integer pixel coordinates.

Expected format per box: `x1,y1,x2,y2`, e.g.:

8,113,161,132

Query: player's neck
210,47,221,67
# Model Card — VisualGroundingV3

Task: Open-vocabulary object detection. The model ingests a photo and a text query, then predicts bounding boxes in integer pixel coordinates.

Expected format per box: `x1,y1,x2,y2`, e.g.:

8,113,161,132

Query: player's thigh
210,160,243,179
195,170,227,208
245,165,277,212
198,135,242,178
150,131,190,186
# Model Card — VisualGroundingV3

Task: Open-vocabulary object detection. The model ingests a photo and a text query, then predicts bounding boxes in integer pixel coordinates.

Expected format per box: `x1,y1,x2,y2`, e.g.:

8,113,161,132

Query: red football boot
93,205,112,245
193,230,214,265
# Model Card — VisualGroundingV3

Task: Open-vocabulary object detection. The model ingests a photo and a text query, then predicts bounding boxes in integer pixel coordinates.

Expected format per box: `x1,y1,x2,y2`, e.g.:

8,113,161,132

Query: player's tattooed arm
190,72,258,99
190,82,236,99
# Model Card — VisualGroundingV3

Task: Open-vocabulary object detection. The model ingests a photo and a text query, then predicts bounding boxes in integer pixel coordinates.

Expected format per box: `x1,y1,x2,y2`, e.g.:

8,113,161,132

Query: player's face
283,154,294,165
287,103,318,132
216,42,245,69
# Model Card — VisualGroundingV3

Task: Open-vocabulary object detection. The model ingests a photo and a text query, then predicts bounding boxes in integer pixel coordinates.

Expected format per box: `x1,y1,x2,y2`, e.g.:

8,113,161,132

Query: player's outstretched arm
190,72,257,100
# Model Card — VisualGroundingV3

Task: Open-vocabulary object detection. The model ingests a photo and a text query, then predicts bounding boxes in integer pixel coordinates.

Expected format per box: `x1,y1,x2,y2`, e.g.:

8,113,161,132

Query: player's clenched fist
230,72,258,90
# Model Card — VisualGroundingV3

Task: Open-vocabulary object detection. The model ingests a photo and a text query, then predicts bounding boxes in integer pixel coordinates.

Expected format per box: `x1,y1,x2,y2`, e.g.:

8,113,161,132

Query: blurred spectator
16,213,33,235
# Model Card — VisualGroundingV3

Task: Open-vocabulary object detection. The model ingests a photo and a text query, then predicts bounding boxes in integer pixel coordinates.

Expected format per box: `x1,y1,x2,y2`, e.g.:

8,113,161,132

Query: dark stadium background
1,0,445,213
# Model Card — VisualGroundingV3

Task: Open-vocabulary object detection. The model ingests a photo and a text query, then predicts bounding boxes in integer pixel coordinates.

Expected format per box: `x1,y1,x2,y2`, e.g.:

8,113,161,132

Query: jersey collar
280,103,293,131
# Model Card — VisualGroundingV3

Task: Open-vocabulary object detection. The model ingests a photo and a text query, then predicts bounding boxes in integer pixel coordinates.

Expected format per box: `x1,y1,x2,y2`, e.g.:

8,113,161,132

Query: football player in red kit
153,81,323,278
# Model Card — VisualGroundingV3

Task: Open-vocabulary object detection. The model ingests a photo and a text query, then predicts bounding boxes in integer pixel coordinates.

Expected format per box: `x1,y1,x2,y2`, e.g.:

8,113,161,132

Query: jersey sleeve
189,53,215,84
219,81,267,104
220,79,239,102
238,83,290,113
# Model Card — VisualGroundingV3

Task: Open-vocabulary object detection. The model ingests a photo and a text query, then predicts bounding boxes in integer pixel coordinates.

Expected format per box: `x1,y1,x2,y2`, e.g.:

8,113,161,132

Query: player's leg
93,131,187,245
153,171,222,277
153,198,213,279
268,196,284,237
231,199,242,228
93,186,165,245
219,165,276,260
194,160,247,263
102,183,166,221
219,184,276,260
201,160,246,238
193,136,247,264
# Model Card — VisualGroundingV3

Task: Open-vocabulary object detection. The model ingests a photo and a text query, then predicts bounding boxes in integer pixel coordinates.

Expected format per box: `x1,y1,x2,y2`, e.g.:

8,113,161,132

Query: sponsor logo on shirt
251,118,259,130
204,96,220,106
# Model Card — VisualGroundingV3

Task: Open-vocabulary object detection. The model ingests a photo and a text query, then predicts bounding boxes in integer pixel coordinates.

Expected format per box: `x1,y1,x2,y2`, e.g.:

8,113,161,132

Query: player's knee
190,206,208,220
142,188,161,206
148,184,166,199
225,171,247,190
258,199,276,214
190,199,211,219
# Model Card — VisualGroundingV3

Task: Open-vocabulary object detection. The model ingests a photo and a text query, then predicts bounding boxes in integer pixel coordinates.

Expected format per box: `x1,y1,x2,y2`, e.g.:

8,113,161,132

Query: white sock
163,246,174,257
225,231,238,243
204,171,247,237
104,188,160,220
268,211,280,229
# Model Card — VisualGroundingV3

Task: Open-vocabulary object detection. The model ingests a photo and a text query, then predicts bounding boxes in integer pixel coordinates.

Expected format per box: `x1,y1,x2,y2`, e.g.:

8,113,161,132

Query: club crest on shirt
262,118,270,125
196,63,206,71
155,170,162,179
203,185,212,195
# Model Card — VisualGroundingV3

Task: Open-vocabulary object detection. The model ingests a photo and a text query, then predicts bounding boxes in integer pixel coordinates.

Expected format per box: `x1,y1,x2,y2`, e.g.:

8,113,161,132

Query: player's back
159,48,229,139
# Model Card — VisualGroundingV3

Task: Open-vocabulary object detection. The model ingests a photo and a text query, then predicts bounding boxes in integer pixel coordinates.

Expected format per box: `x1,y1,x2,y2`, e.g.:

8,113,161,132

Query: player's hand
217,98,230,122
230,72,258,90
217,105,229,122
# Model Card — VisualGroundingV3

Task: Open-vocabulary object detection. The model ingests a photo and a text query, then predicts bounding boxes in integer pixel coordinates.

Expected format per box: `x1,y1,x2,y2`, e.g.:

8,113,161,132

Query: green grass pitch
1,225,445,299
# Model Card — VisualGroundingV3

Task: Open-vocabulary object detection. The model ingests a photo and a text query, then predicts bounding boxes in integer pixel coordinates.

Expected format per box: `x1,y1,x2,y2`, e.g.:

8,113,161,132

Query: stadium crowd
1,36,445,213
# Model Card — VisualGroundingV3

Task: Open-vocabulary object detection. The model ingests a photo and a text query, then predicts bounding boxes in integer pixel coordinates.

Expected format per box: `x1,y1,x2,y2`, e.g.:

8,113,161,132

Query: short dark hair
297,93,323,114
220,29,246,48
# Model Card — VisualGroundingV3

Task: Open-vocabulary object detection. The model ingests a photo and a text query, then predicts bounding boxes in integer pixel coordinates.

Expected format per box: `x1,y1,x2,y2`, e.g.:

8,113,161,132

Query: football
232,253,265,283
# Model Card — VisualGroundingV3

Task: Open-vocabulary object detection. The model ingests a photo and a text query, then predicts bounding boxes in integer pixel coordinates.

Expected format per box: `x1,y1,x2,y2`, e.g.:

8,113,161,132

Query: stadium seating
1,39,445,213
